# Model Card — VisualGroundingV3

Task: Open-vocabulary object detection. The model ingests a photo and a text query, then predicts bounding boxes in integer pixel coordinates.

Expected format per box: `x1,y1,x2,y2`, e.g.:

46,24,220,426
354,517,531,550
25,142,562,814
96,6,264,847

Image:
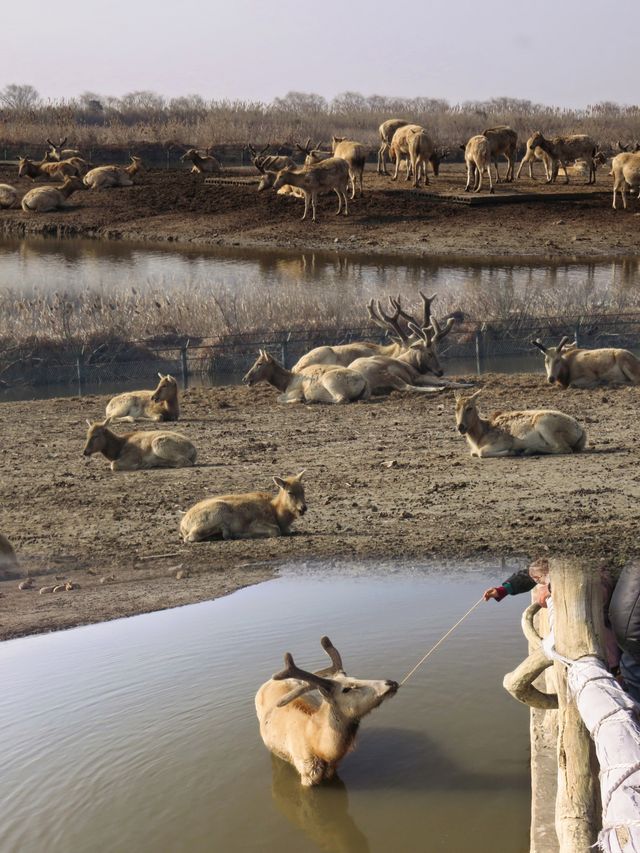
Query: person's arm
484,569,537,602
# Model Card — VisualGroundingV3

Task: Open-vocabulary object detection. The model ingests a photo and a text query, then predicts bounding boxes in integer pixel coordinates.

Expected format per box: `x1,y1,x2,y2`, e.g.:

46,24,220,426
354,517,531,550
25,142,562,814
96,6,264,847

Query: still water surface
1,564,531,853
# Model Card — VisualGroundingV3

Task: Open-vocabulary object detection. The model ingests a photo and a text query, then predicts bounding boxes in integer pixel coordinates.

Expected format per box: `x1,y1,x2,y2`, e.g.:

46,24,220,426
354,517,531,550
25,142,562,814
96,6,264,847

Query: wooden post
550,558,606,853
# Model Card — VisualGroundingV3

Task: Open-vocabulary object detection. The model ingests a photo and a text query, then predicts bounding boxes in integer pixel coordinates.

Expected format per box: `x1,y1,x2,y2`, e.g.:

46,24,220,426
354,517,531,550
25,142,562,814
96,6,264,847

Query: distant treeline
1,86,640,156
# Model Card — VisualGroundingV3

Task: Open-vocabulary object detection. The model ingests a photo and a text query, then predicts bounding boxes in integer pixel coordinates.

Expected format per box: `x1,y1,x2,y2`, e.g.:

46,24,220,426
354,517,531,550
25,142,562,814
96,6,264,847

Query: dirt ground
0,163,638,259
1,374,639,640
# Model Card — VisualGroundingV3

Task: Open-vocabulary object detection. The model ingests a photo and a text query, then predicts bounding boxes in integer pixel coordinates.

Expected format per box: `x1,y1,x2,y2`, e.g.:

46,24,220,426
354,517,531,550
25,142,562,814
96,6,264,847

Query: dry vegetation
1,89,640,159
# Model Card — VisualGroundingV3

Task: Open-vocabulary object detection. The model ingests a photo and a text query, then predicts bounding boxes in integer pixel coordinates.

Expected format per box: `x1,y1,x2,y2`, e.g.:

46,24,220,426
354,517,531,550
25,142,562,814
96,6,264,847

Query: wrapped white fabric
567,657,640,853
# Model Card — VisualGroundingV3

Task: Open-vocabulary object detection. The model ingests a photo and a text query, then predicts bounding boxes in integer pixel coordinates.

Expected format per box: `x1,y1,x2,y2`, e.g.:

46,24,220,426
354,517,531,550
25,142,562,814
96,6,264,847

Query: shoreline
1,376,638,641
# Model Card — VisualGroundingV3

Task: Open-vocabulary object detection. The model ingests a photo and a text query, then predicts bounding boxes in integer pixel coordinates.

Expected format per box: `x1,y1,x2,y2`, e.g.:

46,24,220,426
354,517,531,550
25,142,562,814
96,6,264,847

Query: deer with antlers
256,636,398,786
291,292,456,373
532,336,640,388
248,144,296,174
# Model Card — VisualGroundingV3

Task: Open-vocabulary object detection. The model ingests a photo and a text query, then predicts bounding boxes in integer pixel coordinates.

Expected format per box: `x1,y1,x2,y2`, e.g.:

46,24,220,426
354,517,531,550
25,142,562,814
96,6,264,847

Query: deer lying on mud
377,119,409,174
21,176,86,212
292,292,447,371
180,148,222,174
349,319,468,395
455,390,587,457
610,151,640,209
180,471,306,541
105,373,180,421
248,144,296,174
0,533,19,580
256,636,398,786
272,158,350,222
18,156,79,182
46,137,82,161
83,156,143,189
83,419,196,471
463,135,494,193
257,170,305,198
516,134,554,181
482,126,518,182
525,133,599,184
533,336,640,387
0,184,18,208
243,350,370,403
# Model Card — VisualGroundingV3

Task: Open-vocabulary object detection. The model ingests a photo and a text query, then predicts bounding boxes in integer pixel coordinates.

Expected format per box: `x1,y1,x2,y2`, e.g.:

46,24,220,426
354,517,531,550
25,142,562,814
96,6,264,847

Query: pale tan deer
454,390,587,457
256,636,398,786
408,130,444,187
272,159,350,222
105,374,180,421
532,336,640,387
83,156,143,189
180,471,306,541
516,133,554,181
0,184,18,208
21,176,86,212
610,151,640,209
330,136,367,198
483,126,518,182
83,419,196,471
377,118,409,174
463,135,494,193
243,350,370,403
389,124,423,181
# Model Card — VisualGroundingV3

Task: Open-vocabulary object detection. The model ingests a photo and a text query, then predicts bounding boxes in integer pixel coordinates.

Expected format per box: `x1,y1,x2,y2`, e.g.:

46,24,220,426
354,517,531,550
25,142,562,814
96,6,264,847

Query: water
1,563,532,853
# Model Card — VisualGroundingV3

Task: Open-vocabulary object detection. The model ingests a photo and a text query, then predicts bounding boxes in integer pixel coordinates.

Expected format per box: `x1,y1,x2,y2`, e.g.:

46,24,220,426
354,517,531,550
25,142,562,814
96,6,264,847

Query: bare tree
0,84,40,110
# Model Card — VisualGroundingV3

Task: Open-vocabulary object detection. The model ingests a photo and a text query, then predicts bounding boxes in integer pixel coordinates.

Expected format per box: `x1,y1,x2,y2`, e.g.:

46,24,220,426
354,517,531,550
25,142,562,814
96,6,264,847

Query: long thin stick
400,596,485,685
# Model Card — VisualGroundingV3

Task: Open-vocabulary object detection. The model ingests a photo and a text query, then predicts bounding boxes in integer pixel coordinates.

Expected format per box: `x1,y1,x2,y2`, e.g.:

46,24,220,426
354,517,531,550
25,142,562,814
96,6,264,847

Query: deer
349,320,469,395
291,292,453,371
407,130,445,187
83,156,143,190
83,419,196,471
21,176,86,212
532,336,640,387
180,148,222,174
482,126,518,182
243,350,370,403
248,144,296,174
525,132,599,184
617,141,640,153
18,156,80,182
0,533,19,580
180,471,306,541
256,635,398,786
296,139,332,164
0,184,18,208
272,159,350,222
45,137,82,161
105,373,180,422
610,151,640,209
257,170,305,198
389,124,423,181
454,390,587,457
377,118,409,175
329,137,368,199
516,134,553,181
463,135,494,194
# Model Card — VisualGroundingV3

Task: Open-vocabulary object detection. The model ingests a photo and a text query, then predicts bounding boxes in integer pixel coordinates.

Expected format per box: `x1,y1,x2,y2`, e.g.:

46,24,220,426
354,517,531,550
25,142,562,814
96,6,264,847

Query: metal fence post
574,325,580,348
475,329,483,375
180,343,189,389
281,332,291,369
76,357,84,396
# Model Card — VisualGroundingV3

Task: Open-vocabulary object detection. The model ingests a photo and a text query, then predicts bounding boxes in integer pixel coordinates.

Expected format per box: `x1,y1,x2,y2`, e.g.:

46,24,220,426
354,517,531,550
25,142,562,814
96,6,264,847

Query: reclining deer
532,336,640,387
243,350,370,403
180,148,221,174
455,390,587,457
83,418,196,471
292,292,443,371
106,373,180,421
256,636,398,786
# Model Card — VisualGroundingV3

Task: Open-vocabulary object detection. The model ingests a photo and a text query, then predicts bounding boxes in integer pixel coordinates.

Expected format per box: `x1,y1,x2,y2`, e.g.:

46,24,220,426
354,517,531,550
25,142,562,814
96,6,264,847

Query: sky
2,0,639,109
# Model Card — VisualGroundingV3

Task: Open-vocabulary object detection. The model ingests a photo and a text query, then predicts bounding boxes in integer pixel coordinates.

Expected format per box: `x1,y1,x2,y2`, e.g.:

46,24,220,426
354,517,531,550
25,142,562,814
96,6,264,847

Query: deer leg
334,188,342,215
311,192,317,222
493,157,502,183
487,164,495,194
301,193,309,221
474,163,483,193
464,162,473,192
342,190,348,216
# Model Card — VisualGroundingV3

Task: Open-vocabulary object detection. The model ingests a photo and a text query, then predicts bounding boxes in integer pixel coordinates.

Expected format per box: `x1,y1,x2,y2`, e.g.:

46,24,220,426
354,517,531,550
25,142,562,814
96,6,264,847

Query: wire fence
2,313,640,395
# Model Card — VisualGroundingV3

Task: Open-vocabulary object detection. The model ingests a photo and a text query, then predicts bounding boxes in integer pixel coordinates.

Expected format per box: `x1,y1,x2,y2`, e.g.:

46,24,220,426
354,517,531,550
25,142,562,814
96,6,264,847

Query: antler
389,291,436,329
60,137,67,147
557,335,570,352
46,137,55,148
316,636,343,675
273,653,334,694
259,144,269,156
374,299,411,343
430,316,456,343
532,338,547,353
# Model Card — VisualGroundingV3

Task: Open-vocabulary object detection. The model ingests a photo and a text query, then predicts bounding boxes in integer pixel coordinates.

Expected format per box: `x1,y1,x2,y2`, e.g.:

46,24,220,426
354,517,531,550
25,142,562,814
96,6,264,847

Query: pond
1,563,532,853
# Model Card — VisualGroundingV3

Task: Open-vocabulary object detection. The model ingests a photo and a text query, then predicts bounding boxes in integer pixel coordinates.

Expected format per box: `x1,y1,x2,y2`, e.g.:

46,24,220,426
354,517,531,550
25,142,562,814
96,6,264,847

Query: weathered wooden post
549,560,606,852
503,559,607,853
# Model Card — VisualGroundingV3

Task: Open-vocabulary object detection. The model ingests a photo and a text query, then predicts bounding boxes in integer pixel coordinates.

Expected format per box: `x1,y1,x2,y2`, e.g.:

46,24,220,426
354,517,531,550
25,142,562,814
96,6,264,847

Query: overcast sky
3,0,638,108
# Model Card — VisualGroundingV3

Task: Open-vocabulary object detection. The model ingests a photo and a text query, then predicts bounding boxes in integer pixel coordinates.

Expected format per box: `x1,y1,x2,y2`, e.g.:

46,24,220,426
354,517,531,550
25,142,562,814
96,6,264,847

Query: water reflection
271,757,370,853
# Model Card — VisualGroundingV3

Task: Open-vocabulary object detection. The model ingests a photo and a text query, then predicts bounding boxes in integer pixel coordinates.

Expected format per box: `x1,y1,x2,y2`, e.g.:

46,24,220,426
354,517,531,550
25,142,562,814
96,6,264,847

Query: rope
400,596,485,686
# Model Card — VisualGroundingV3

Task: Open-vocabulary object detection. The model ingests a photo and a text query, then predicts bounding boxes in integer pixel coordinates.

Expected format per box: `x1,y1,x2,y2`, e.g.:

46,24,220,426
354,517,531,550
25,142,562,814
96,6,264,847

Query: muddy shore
0,164,637,259
1,375,639,640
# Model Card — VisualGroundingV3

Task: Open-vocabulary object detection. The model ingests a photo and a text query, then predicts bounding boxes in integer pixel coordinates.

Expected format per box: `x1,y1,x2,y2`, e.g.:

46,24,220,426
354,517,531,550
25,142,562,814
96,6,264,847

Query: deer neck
313,703,359,763
466,412,489,445
267,362,293,392
271,493,296,531
556,357,571,388
99,429,128,460
60,183,77,199
380,342,405,358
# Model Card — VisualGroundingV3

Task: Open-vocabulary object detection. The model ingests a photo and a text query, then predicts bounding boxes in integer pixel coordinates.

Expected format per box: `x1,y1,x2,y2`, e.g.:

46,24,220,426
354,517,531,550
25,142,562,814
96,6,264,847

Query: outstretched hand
483,587,502,602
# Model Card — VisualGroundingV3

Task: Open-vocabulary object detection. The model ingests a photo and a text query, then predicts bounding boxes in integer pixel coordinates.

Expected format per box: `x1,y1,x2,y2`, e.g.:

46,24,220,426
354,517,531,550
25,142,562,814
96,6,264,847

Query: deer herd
0,124,638,217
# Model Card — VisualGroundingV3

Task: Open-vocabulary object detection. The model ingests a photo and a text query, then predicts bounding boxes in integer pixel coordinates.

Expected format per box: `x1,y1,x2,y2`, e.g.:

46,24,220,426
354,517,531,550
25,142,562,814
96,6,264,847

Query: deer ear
273,476,286,490
468,389,483,401
158,372,163,379
296,469,306,480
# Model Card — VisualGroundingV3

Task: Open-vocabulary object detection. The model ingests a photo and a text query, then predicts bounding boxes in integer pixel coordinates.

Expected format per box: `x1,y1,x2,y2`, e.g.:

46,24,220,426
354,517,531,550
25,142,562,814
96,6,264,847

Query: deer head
532,336,575,384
